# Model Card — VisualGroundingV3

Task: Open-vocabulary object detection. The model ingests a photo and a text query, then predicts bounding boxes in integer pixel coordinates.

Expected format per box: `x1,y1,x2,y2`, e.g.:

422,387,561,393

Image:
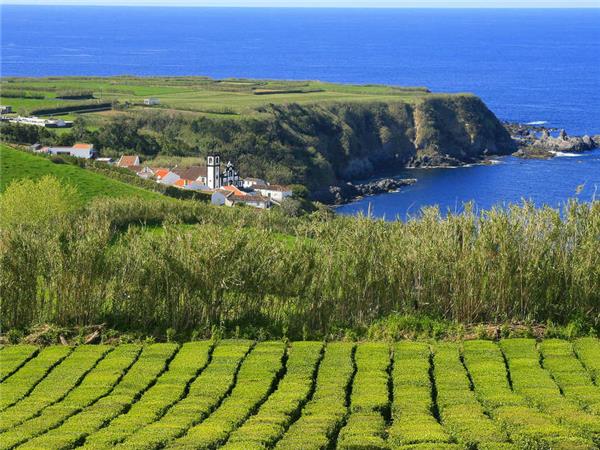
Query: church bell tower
207,154,221,189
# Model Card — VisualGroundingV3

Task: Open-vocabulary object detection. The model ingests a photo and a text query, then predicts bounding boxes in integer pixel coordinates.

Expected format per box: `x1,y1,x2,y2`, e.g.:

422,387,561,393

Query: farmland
0,144,160,202
1,339,599,449
0,76,431,118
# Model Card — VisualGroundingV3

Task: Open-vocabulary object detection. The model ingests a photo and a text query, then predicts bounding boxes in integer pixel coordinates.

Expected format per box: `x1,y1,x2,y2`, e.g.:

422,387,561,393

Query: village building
143,98,160,106
157,171,180,186
117,155,141,168
9,116,73,128
96,157,114,164
226,194,271,209
42,143,97,159
0,105,13,114
252,184,293,203
242,177,266,188
172,166,208,185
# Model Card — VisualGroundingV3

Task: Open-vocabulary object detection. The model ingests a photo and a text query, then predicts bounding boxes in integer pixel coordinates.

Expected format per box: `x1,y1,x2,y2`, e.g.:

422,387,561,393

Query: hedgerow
0,345,38,381
81,341,210,448
223,341,323,449
500,339,600,444
0,345,111,432
114,340,253,450
388,342,451,447
167,341,285,449
274,342,355,450
0,346,71,411
540,339,600,415
433,343,508,447
463,340,592,450
1,344,142,450
573,338,600,384
337,342,390,450
21,343,179,450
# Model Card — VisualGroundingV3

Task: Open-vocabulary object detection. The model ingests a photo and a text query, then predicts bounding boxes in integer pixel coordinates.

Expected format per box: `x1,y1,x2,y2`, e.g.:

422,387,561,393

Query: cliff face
259,94,515,188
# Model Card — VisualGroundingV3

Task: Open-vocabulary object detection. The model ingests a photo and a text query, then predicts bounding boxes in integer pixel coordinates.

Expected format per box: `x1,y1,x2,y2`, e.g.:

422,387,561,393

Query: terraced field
1,339,599,450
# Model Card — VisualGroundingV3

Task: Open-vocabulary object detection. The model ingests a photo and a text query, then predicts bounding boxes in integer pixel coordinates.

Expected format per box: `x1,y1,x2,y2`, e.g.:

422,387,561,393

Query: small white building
158,171,181,186
9,116,72,128
242,177,266,188
211,190,231,206
143,98,160,106
46,143,97,159
252,184,293,203
226,194,271,209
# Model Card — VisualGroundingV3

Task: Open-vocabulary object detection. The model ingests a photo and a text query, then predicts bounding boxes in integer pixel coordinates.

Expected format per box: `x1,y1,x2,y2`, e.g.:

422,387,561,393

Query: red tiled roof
117,155,139,167
174,179,187,187
153,169,170,179
221,185,246,196
72,143,93,150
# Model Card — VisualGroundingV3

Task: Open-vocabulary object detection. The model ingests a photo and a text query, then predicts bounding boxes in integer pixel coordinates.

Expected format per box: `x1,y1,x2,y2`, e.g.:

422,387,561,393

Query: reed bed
1,178,599,337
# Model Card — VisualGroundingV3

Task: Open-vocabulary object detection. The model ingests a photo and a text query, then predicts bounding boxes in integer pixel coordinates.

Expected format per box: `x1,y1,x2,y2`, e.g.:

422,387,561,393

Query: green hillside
1,339,599,450
0,145,161,202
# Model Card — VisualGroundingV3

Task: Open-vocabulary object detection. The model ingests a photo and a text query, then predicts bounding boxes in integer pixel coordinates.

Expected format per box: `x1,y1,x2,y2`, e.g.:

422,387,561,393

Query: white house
46,143,97,159
242,177,266,188
144,98,160,106
225,194,270,209
252,184,293,203
158,171,180,186
211,190,231,206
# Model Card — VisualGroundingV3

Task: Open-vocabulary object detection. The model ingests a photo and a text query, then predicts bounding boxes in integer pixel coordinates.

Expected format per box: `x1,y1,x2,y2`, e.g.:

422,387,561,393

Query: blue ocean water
1,6,599,217
336,151,600,219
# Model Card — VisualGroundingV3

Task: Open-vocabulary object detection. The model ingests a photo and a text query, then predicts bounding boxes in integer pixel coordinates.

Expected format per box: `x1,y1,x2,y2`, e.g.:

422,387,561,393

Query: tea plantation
1,339,599,450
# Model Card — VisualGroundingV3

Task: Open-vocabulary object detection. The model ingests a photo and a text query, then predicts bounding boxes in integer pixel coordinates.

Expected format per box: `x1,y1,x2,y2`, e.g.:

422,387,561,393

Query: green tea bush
463,340,587,449
388,342,450,446
0,346,71,411
1,344,140,450
573,338,600,384
274,342,354,450
0,345,110,432
23,344,178,450
337,342,390,450
167,341,285,449
500,339,600,443
433,343,508,447
223,341,323,449
0,345,38,382
115,340,252,449
540,339,600,415
82,342,211,448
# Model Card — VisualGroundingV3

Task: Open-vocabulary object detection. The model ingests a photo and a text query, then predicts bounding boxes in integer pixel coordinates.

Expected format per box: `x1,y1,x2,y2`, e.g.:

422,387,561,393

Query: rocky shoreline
505,122,600,159
313,177,417,205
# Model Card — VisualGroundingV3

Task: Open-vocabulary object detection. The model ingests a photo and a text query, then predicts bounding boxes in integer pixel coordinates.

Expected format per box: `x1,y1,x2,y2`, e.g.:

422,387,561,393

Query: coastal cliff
251,94,516,194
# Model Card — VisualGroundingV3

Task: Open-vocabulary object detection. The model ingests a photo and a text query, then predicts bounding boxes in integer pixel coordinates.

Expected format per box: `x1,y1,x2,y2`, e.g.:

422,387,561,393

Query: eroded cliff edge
249,94,515,194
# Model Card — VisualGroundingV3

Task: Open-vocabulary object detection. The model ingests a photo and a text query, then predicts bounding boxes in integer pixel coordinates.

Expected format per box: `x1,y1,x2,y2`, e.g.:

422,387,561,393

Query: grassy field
0,145,161,202
0,76,431,117
0,338,599,449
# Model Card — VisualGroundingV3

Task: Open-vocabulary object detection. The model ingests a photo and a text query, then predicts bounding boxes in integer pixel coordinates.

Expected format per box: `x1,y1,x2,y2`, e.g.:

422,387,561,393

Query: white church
206,154,242,189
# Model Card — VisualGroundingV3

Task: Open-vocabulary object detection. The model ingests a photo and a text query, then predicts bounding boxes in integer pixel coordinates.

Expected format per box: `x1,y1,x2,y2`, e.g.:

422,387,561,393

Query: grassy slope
0,76,431,117
0,145,161,202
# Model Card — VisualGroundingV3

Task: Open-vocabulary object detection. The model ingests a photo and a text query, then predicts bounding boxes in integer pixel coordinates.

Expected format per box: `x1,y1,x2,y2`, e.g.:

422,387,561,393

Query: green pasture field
0,76,431,117
1,338,599,450
0,144,161,202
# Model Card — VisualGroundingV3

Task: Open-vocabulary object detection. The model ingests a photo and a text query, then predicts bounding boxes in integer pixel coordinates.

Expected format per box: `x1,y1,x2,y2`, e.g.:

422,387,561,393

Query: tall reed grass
1,177,599,337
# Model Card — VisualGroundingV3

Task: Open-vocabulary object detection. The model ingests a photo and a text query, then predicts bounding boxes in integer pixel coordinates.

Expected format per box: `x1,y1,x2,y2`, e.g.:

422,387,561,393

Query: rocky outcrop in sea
506,122,600,158
313,178,417,205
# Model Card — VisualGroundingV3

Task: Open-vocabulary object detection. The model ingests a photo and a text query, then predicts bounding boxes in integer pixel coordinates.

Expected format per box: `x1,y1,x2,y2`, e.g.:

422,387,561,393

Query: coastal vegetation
1,339,599,449
0,77,514,192
1,160,598,339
